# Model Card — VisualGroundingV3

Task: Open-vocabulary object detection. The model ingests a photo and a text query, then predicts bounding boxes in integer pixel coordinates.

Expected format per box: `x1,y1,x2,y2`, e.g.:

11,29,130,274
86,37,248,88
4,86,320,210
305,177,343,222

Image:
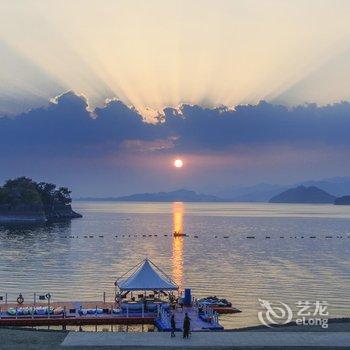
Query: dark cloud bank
1,91,350,157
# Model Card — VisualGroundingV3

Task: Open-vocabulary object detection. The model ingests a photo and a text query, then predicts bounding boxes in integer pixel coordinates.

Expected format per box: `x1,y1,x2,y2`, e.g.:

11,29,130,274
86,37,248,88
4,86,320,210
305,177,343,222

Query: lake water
0,201,349,329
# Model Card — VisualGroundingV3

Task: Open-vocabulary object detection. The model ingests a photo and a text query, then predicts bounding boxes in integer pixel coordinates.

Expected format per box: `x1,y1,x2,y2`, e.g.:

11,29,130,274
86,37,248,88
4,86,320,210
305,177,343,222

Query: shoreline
0,206,82,225
1,317,349,332
224,317,350,332
0,319,349,350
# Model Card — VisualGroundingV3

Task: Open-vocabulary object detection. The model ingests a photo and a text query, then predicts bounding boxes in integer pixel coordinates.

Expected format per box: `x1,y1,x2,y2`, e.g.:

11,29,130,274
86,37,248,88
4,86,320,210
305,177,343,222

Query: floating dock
0,301,224,331
0,259,238,332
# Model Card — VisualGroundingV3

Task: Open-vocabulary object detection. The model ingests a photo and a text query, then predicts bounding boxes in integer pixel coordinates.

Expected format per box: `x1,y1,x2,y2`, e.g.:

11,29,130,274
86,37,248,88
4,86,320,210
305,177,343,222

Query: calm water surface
0,202,349,328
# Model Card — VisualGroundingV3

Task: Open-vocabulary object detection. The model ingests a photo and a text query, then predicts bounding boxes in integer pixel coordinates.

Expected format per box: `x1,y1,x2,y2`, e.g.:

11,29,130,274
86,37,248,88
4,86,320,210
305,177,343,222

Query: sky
1,0,350,196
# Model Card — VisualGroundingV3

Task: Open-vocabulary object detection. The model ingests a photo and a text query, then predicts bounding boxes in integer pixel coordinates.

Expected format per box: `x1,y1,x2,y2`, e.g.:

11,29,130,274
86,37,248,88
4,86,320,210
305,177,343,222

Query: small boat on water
197,296,241,314
7,307,31,316
53,307,63,315
198,296,232,307
173,231,186,237
7,308,16,316
35,307,47,315
20,307,30,315
34,306,53,315
78,308,103,316
6,306,58,316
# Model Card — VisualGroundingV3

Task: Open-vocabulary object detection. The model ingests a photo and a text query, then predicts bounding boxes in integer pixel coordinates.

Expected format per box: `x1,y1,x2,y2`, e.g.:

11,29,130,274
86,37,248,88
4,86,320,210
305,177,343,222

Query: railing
159,305,170,326
200,305,219,324
0,291,115,305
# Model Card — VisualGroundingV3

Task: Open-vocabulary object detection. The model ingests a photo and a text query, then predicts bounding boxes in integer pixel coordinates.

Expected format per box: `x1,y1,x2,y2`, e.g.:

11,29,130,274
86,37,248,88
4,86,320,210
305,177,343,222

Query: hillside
299,177,350,196
269,186,336,204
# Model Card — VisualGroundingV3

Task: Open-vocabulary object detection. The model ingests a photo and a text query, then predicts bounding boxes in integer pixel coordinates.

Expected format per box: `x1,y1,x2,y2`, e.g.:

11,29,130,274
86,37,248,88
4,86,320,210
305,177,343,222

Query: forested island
0,177,82,224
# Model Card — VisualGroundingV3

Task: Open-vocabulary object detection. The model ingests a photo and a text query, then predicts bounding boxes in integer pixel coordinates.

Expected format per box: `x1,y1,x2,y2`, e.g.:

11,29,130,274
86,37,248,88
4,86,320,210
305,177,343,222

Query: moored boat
7,308,16,316
53,306,63,315
198,296,232,307
197,296,241,313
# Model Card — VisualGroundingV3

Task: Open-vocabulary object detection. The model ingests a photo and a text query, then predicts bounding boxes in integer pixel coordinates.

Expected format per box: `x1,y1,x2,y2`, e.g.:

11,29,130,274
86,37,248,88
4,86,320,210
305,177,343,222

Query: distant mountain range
299,177,350,197
213,177,350,202
269,186,336,204
214,183,286,202
78,189,221,202
76,177,350,203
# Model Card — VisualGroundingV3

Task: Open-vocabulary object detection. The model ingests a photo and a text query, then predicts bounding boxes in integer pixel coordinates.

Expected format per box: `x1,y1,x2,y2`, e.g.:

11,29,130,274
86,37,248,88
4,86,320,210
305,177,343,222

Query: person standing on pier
171,314,176,337
183,313,191,338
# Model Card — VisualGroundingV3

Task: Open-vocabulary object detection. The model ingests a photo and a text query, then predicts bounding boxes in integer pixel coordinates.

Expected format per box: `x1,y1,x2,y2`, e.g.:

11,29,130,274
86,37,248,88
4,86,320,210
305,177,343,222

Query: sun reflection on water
172,202,184,290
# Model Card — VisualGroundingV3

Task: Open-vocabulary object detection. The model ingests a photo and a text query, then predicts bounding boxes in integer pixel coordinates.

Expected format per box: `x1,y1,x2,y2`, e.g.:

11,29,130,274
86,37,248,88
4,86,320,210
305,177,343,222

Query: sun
174,159,183,168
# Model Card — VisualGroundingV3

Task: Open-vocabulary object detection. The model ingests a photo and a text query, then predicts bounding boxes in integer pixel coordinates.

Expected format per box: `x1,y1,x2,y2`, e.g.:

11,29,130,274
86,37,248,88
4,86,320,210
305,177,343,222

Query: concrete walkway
62,331,350,348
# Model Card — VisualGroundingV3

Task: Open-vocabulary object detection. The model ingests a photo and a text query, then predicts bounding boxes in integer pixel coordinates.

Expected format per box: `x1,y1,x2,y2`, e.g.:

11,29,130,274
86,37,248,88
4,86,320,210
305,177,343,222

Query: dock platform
155,306,223,331
0,302,224,331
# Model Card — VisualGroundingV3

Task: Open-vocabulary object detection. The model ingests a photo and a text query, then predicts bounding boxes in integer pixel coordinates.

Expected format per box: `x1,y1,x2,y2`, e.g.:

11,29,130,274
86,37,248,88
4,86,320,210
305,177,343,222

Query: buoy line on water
61,234,350,240
2,233,350,242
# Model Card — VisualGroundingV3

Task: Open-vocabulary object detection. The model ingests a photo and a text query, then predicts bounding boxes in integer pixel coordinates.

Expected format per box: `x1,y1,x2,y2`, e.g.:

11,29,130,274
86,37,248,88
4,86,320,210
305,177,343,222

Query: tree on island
0,177,41,207
37,182,72,207
0,177,72,208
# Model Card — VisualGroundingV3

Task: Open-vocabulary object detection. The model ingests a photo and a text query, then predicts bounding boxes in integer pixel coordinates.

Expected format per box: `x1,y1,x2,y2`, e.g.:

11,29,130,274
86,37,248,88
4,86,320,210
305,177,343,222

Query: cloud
1,91,350,159
162,101,350,151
